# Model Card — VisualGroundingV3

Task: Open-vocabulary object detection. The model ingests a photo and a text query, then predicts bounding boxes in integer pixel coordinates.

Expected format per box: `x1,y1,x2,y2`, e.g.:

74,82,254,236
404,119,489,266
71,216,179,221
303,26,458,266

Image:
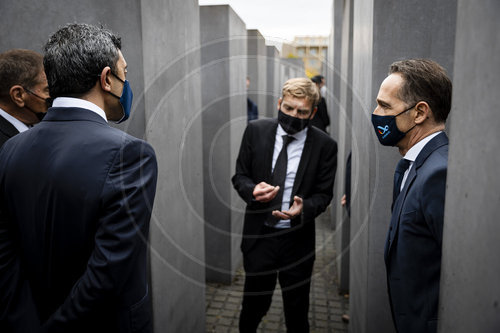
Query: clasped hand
253,182,303,220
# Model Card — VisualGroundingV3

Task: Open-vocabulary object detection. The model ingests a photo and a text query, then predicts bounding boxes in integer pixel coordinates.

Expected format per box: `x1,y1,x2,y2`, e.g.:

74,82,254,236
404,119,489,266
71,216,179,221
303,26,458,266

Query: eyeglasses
24,87,48,101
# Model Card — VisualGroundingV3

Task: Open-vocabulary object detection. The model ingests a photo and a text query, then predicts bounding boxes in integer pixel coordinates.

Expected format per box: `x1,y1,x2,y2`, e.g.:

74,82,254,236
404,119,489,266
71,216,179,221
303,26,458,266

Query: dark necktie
268,135,295,217
392,158,411,207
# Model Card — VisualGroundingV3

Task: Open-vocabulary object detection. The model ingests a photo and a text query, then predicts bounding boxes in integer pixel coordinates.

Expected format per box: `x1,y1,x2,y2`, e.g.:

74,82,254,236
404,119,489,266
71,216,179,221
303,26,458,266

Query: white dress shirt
270,125,308,228
400,131,442,190
0,107,29,133
52,97,108,122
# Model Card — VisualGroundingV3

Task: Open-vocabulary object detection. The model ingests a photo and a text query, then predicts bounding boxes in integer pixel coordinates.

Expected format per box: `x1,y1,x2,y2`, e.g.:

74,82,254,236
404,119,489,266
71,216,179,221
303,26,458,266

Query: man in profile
0,23,157,332
0,48,49,332
0,49,49,147
371,59,451,333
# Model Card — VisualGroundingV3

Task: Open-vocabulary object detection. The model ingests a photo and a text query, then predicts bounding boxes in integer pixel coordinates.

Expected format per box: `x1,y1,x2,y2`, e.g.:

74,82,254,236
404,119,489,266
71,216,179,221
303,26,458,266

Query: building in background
282,36,328,78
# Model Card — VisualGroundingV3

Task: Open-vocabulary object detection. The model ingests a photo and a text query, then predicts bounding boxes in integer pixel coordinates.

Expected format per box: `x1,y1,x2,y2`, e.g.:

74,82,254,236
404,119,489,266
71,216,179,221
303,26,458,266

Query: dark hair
389,59,452,123
0,49,44,100
311,75,324,84
43,23,122,98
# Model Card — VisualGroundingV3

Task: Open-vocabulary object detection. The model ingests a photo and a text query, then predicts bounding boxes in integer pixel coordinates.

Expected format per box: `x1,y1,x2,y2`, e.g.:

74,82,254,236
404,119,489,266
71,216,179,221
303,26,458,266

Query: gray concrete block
439,1,500,332
333,0,353,296
279,58,306,85
266,46,280,118
140,0,205,332
200,5,247,284
247,30,267,118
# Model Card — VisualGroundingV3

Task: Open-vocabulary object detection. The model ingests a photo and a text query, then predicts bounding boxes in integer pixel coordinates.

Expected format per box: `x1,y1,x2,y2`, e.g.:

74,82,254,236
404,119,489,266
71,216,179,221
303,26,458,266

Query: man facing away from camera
0,23,157,333
233,77,337,333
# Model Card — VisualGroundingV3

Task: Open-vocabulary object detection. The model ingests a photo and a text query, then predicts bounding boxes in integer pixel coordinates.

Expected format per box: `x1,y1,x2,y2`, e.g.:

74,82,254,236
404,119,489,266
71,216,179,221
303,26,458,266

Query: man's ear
414,101,430,124
99,66,113,92
277,97,282,111
9,85,25,107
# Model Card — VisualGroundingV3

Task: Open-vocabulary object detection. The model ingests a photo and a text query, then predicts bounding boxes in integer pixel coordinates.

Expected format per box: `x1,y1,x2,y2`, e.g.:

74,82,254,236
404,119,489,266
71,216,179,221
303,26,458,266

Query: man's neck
0,102,38,125
398,124,445,156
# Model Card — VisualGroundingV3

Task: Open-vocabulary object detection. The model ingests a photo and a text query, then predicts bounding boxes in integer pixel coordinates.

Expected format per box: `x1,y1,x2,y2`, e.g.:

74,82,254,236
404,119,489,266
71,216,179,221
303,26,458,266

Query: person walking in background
310,75,330,132
0,23,158,333
0,49,49,148
371,59,452,333
246,76,258,123
233,78,337,332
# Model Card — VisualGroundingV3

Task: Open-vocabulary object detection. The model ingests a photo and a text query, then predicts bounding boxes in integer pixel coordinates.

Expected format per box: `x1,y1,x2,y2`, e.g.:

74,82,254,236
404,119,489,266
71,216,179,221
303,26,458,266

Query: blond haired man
233,78,337,332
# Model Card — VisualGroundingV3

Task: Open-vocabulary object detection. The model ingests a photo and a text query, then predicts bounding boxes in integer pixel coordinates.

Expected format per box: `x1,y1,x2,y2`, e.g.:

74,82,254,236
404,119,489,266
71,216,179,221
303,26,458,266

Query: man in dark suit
246,77,258,123
0,23,158,333
371,59,452,333
0,49,49,332
233,78,337,332
0,49,49,148
310,75,330,133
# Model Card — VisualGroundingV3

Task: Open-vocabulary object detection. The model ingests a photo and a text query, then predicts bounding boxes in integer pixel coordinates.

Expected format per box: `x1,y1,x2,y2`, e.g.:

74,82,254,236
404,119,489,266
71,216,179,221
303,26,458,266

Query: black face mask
24,87,49,121
278,109,311,135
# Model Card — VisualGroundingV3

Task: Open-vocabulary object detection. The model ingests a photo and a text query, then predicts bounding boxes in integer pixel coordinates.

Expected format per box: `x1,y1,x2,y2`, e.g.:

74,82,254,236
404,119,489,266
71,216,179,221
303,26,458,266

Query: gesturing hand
272,196,303,220
253,182,279,203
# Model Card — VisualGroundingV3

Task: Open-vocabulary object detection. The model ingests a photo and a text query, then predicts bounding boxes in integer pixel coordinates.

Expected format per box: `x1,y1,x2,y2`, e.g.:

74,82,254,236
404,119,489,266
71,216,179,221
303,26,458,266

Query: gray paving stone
205,212,349,332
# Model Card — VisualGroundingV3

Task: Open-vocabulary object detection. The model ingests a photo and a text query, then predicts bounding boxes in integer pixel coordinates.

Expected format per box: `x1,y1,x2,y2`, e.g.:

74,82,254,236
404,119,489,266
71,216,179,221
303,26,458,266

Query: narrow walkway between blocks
205,210,350,332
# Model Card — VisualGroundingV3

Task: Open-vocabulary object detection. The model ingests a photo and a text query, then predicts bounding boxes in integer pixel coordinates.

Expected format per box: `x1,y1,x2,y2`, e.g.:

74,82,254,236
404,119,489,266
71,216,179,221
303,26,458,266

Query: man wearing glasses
0,49,49,148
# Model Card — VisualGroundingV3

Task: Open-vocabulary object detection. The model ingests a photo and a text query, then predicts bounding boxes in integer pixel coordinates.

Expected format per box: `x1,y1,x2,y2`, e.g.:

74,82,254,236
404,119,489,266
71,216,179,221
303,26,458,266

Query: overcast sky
198,0,333,45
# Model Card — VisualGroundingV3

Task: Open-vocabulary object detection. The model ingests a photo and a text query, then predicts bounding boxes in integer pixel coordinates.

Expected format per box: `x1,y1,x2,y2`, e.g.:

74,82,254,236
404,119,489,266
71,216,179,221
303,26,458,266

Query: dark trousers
239,226,315,333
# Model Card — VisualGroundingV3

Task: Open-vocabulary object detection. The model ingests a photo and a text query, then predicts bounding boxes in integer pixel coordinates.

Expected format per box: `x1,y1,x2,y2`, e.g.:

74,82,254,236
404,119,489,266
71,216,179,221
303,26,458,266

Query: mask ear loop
396,104,418,134
97,72,124,99
23,87,50,118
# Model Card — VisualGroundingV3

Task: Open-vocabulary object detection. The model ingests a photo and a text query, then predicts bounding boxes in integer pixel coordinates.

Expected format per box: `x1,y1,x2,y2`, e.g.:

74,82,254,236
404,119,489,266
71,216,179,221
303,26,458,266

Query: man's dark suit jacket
247,98,258,123
0,107,158,333
0,114,19,148
310,97,330,133
385,132,448,333
232,118,337,254
0,113,38,332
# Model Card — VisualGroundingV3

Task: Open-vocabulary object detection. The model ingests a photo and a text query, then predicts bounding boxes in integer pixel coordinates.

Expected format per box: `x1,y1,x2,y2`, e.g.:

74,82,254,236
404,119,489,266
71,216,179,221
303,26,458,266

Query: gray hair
43,23,122,98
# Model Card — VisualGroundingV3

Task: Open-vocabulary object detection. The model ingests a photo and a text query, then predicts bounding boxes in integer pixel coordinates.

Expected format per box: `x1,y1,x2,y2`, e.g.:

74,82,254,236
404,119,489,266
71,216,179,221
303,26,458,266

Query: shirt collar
52,97,108,122
277,124,308,140
0,107,29,133
404,131,443,162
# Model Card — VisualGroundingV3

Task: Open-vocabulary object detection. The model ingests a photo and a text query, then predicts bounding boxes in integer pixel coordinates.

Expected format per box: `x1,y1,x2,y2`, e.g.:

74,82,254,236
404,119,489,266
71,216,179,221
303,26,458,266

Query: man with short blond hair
233,77,337,332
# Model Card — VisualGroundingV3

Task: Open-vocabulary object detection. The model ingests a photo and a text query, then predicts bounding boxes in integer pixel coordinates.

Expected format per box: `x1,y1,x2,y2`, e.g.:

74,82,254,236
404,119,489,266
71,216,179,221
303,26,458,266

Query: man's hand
272,196,303,220
253,182,279,203
341,194,346,206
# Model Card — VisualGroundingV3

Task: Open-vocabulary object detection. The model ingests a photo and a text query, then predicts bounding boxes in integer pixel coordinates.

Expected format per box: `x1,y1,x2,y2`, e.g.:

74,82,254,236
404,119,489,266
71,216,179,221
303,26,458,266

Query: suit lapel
263,121,279,182
291,127,313,196
386,165,417,257
385,132,449,260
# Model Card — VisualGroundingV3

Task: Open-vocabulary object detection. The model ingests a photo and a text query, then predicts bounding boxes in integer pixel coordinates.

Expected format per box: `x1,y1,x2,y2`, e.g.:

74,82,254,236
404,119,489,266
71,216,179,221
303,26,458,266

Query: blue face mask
371,105,416,146
109,72,133,124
